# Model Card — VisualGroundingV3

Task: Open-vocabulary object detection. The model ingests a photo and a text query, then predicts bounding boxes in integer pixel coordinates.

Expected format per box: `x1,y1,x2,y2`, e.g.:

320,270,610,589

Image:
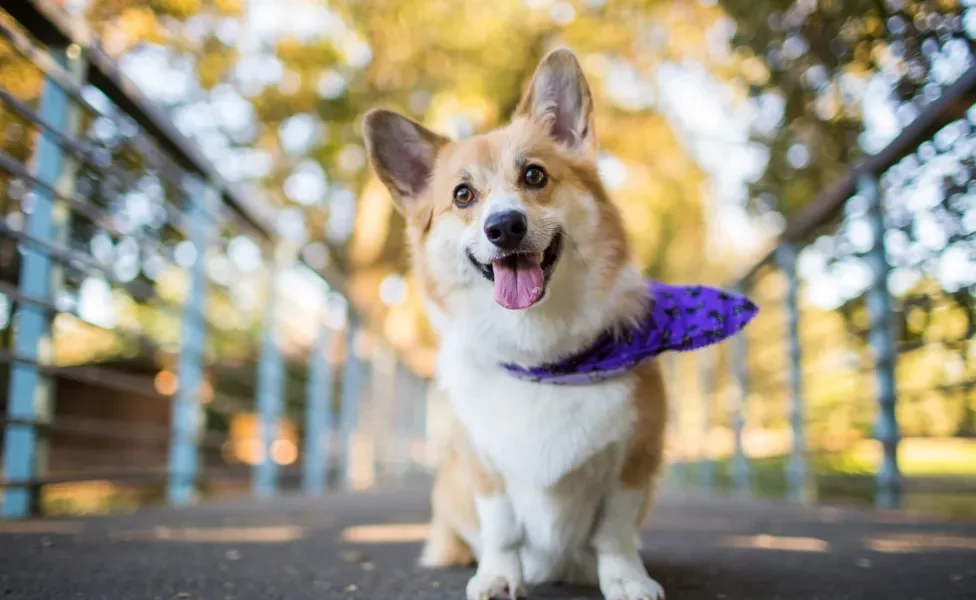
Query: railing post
698,348,715,491
413,373,430,469
166,179,214,505
253,244,291,498
391,363,409,477
730,284,751,497
860,175,901,508
777,243,812,503
370,342,397,481
337,312,364,487
2,44,84,519
367,340,384,480
302,289,335,495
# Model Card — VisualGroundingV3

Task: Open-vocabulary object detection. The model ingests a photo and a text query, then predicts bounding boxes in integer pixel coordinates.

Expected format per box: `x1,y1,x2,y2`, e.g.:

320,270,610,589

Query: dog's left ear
515,48,596,156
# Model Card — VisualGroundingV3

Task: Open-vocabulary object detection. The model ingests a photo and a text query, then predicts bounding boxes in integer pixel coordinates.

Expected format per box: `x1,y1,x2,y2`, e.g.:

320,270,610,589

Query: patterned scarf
501,281,758,385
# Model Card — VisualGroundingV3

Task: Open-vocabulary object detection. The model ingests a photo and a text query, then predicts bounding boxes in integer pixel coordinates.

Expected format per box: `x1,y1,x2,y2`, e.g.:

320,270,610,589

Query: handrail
5,0,278,240
734,64,976,286
4,0,352,298
0,0,421,520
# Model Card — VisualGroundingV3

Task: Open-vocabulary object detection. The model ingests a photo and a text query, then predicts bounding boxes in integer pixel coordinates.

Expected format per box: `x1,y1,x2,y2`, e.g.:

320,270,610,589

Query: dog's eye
453,184,475,207
523,165,547,188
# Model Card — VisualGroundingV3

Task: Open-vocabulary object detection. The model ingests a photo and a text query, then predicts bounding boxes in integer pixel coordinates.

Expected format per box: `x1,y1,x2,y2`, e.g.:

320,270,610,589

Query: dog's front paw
466,550,525,600
466,571,525,600
600,574,665,600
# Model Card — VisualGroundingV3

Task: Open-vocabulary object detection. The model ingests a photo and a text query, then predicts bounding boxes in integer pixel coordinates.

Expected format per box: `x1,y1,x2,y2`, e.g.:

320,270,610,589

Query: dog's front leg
466,492,525,600
590,486,664,600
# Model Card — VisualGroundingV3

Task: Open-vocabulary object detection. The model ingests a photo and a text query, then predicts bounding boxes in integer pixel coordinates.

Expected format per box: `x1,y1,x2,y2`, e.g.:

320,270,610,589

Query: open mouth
467,231,563,310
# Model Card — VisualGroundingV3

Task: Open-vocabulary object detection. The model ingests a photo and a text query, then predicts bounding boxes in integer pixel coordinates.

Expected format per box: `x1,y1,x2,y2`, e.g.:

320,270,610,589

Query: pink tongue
492,254,545,310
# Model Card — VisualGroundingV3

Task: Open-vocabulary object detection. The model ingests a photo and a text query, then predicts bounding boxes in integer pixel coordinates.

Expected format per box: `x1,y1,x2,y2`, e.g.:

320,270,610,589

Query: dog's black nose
484,210,527,250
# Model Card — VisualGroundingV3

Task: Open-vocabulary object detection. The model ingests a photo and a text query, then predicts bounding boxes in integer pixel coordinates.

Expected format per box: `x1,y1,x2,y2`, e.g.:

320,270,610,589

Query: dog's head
363,48,643,362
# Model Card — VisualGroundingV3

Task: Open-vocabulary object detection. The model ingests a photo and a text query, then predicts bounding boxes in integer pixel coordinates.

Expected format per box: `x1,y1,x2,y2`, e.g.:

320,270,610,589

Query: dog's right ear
514,48,596,157
362,109,449,214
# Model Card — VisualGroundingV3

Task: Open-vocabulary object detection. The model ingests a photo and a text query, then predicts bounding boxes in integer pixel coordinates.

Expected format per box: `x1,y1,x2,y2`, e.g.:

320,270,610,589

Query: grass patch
666,437,976,519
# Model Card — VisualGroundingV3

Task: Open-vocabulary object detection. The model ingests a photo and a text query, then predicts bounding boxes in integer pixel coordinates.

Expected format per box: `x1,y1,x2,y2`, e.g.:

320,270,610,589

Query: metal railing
667,61,976,510
0,1,430,520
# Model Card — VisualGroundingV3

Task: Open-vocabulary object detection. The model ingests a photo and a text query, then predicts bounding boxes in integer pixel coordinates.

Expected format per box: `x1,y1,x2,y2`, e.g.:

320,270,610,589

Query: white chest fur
438,349,637,488
437,343,639,583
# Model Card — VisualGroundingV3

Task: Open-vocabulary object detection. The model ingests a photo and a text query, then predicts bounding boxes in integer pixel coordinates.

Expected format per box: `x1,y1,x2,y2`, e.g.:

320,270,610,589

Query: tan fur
621,361,668,490
425,433,478,567
570,160,633,291
622,361,669,526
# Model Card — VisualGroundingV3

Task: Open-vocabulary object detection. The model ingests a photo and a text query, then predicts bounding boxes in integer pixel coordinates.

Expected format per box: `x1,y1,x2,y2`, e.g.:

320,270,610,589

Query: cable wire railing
0,0,431,521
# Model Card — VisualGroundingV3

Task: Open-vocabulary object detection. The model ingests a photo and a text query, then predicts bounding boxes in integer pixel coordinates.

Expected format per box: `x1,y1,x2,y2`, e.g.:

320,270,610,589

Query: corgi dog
363,48,667,600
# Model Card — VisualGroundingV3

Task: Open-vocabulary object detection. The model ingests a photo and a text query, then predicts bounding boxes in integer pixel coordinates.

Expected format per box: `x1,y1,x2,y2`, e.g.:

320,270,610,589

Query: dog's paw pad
601,575,665,600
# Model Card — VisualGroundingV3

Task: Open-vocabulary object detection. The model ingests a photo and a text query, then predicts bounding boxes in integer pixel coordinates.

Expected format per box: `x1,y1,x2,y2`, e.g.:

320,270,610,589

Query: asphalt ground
1,487,975,600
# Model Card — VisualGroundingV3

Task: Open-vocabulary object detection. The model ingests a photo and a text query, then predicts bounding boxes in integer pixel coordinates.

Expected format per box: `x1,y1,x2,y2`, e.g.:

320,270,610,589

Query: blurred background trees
69,0,745,372
2,0,974,491
722,0,975,215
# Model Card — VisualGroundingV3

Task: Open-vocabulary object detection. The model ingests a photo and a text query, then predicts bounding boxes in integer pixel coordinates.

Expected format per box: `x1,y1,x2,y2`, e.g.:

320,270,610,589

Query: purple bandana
501,281,758,385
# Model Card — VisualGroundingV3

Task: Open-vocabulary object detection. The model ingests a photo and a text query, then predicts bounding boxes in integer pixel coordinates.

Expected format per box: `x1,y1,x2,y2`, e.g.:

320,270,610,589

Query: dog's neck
434,263,647,369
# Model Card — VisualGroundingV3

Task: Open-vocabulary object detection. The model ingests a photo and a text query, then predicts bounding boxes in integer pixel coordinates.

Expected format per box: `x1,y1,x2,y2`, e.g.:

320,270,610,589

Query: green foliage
718,0,969,214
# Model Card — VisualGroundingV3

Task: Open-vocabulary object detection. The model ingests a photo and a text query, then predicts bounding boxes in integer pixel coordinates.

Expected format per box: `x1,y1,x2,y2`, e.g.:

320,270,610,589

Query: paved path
1,488,975,600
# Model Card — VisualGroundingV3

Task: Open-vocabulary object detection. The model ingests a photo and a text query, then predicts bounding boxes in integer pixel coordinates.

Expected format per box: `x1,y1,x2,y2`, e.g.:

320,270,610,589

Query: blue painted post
861,175,901,508
777,243,811,503
302,297,335,495
730,284,751,496
166,179,213,505
253,246,289,498
698,348,715,491
2,46,84,519
367,341,384,480
337,313,363,487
